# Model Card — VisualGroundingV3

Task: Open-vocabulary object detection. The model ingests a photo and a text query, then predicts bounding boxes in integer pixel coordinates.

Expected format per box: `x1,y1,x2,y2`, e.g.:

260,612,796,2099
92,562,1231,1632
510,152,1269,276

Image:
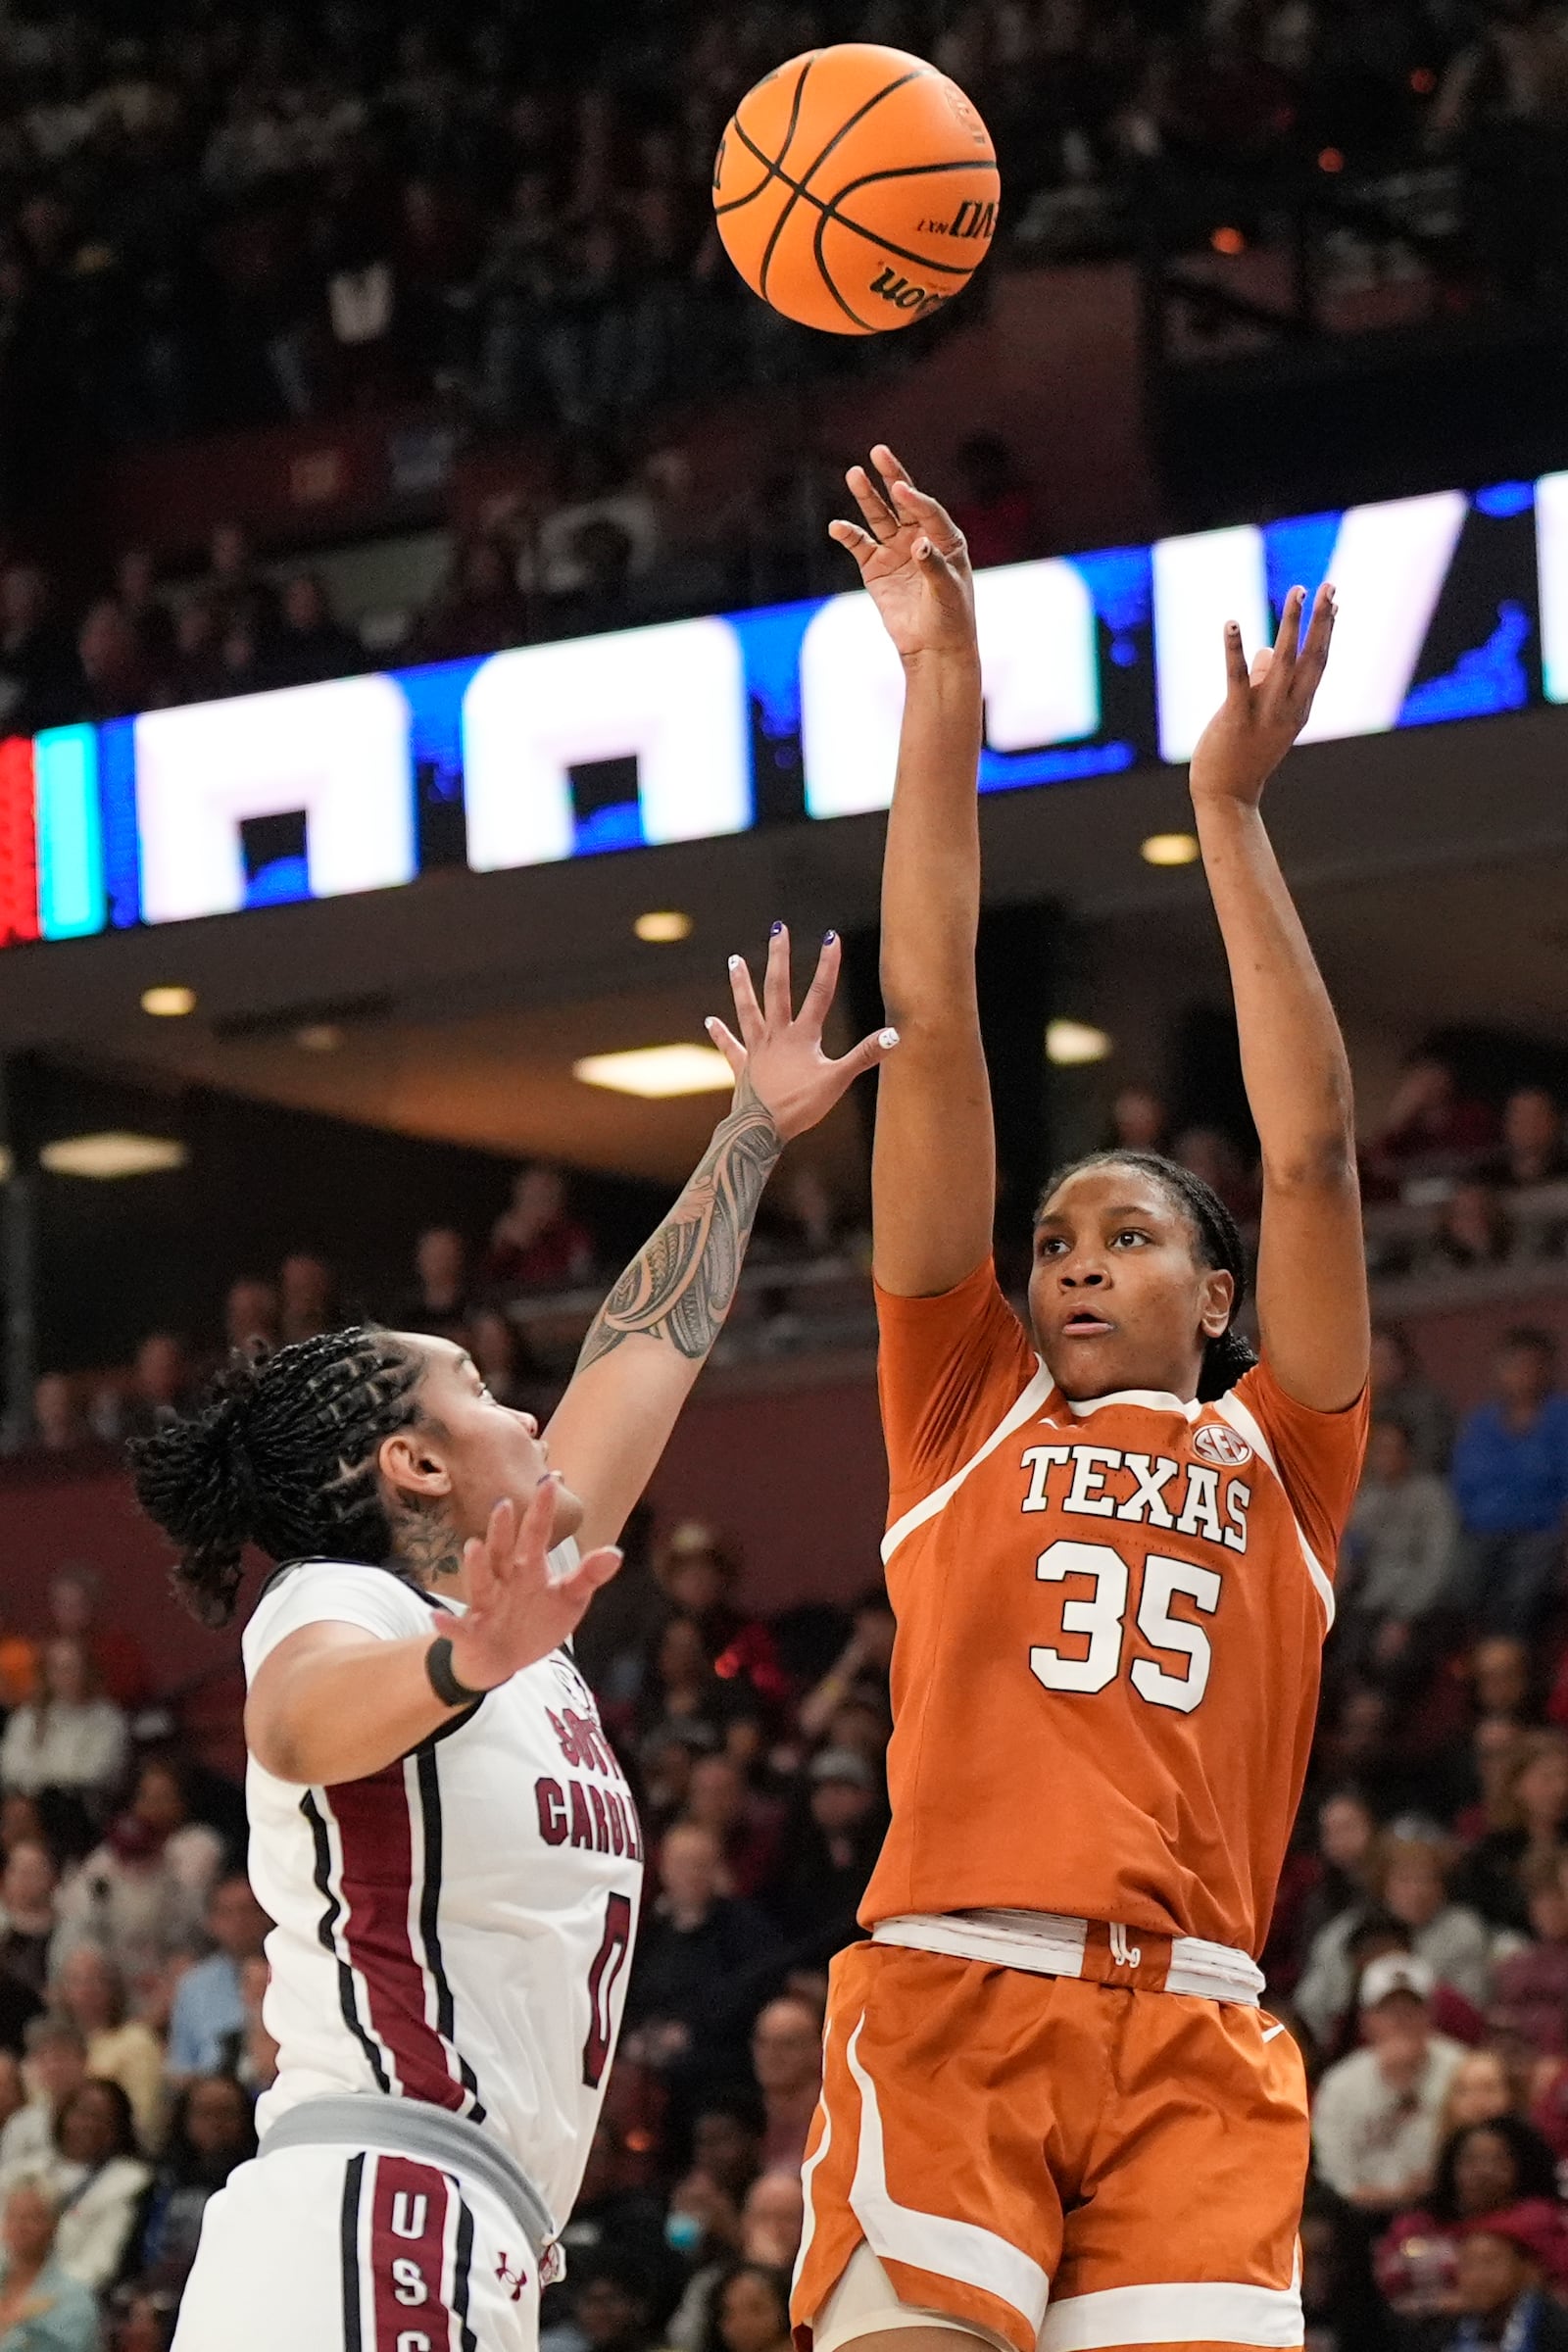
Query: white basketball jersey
241,1552,643,2226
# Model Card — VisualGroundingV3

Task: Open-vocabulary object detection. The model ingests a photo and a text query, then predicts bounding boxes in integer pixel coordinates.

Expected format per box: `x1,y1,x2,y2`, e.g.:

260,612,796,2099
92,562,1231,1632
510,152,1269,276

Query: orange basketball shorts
793,1939,1308,2352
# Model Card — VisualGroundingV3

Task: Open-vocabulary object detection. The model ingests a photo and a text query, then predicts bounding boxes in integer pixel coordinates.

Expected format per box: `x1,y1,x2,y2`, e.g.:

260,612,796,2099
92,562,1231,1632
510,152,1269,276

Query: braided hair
1035,1149,1257,1402
128,1327,428,1628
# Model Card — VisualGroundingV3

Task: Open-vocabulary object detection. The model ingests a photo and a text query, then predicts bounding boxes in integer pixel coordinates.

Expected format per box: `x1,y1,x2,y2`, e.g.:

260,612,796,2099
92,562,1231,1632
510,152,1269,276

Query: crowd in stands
0,0,1562,491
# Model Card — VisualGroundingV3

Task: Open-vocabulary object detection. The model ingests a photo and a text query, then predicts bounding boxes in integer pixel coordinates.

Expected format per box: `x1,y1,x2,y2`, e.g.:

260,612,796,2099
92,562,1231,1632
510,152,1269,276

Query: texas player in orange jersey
791,451,1369,2352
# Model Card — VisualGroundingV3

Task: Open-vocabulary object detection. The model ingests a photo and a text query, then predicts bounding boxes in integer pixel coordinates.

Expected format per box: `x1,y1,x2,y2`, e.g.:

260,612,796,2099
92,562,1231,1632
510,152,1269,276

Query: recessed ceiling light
634,910,693,944
1141,832,1200,867
295,1024,343,1053
0,1148,12,1184
40,1133,187,1179
1047,1020,1112,1068
574,1045,735,1100
141,984,197,1018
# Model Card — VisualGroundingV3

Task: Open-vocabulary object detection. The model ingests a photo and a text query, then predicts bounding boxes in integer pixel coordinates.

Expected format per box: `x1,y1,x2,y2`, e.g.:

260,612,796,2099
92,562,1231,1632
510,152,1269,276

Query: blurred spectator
748,1995,821,2175
1299,2185,1387,2350
1376,2115,1568,2318
1490,1851,1568,2057
1311,1953,1465,2212
416,534,531,663
1454,1731,1568,1934
0,1642,129,1821
680,1758,780,1903
0,564,80,737
46,2080,152,2294
136,2076,256,2292
28,1380,87,1455
55,1761,219,1977
569,2256,666,2352
486,1164,594,1292
1341,1419,1461,1683
1373,1054,1497,1187
1375,1830,1493,2008
46,1572,152,1715
702,2263,793,2352
1370,1323,1455,1475
796,1589,896,1745
222,1278,280,1354
947,432,1046,569
527,438,662,597
765,1752,884,1956
622,1824,776,2069
0,2019,87,2180
112,552,173,679
164,1876,269,2082
108,1335,197,1444
1431,1180,1514,1272
1472,1637,1538,1727
50,1949,163,2151
390,1228,473,1342
633,1620,739,1754
1486,1088,1568,1190
232,1953,277,2096
0,1847,58,2005
270,573,364,688
277,1254,336,1346
76,601,152,724
0,2176,99,2351
1450,1331,1568,1638
654,1528,787,1719
554,2117,675,2306
1440,2214,1568,2352
0,2064,21,2148
737,2174,802,2271
1440,2051,1519,2140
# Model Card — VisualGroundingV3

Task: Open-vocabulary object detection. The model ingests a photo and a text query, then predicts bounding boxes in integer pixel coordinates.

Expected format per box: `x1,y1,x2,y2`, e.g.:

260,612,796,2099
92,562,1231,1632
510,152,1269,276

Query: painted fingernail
914,537,930,559
823,929,837,945
770,920,784,936
1226,620,1241,635
728,954,743,969
880,1029,900,1049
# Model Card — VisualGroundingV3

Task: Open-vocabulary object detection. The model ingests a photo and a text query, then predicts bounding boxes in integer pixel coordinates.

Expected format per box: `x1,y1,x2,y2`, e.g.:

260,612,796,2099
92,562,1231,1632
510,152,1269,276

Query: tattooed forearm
575,1077,782,1373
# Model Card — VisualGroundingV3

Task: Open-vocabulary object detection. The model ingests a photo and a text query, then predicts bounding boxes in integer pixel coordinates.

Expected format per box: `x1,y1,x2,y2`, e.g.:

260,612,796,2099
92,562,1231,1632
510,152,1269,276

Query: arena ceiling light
1140,832,1200,867
0,1149,12,1184
1046,1020,1112,1068
40,1133,188,1179
140,984,197,1017
573,1045,735,1099
634,910,694,944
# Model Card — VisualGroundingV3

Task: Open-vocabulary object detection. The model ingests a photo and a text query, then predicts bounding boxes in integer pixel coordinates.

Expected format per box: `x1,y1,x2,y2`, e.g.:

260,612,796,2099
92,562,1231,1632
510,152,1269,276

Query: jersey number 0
1030,1538,1221,1715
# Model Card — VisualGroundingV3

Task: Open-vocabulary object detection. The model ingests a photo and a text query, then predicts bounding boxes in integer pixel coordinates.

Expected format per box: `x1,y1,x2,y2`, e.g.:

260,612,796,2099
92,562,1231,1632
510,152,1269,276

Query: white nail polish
880,1029,900,1049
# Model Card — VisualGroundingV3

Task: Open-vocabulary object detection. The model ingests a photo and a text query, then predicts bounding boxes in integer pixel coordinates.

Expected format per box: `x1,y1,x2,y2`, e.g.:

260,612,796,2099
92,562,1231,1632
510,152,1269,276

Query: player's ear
378,1428,453,1502
1198,1265,1235,1342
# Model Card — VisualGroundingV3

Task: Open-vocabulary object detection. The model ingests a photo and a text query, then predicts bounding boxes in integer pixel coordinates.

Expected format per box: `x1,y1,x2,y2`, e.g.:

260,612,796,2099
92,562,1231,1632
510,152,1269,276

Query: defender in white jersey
129,929,895,2352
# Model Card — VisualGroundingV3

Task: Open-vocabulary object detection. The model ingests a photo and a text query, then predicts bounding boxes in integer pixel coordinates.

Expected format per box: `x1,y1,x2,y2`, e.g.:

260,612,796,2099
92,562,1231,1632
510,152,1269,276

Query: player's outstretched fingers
797,930,843,1037
466,1497,514,1608
827,1025,900,1102
1295,581,1337,700
705,1016,747,1078
763,921,792,1028
846,463,898,539
827,517,880,570
727,952,765,1051
513,1473,562,1588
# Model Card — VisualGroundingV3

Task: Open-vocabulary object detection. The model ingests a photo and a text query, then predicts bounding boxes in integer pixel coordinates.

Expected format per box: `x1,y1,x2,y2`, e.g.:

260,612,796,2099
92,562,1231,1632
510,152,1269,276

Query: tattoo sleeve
574,1077,782,1373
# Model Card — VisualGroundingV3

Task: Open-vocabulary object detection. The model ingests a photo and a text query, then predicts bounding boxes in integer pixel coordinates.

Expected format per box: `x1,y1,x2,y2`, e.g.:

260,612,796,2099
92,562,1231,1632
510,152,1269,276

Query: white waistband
870,1909,1264,2005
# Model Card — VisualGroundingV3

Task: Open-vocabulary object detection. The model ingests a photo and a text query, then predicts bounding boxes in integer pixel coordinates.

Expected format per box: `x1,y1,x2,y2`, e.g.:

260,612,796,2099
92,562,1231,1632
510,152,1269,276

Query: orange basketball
711,44,999,335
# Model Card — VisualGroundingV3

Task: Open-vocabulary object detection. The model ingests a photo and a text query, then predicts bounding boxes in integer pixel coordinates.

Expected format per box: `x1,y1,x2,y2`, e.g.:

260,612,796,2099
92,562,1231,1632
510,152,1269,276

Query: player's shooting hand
1189,582,1337,810
829,443,976,663
706,923,899,1143
438,1478,621,1691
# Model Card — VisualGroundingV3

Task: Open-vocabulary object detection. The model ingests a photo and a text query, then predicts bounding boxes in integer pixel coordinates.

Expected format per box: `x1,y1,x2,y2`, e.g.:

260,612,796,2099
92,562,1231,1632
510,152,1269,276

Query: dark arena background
6,3,1568,2344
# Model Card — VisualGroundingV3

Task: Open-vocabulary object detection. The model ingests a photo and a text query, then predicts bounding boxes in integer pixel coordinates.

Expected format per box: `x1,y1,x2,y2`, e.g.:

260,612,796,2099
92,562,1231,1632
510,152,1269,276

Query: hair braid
1035,1149,1257,1402
128,1327,427,1626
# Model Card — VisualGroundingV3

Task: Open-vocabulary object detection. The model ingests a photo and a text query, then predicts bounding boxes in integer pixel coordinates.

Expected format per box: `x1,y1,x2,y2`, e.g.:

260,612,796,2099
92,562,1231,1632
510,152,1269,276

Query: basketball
711,44,999,335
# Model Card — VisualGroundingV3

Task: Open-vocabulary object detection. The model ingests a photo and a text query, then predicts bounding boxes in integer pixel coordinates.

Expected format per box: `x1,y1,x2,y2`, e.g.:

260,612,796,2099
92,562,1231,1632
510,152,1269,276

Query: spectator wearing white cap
1311,1954,1467,2216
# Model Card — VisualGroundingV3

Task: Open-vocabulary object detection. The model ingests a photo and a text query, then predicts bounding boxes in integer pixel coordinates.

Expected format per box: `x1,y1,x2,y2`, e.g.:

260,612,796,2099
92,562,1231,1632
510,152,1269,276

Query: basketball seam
731,117,992,300
713,52,815,220
758,65,925,305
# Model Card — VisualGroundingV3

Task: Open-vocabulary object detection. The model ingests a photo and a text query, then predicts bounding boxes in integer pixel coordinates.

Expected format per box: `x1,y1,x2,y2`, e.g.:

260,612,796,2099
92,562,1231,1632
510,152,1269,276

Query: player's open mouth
1061,1312,1115,1337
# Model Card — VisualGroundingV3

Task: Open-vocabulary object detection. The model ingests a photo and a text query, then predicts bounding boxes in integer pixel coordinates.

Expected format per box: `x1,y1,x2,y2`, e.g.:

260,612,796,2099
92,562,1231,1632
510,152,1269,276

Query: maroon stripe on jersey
368,2153,456,2352
327,1763,466,2113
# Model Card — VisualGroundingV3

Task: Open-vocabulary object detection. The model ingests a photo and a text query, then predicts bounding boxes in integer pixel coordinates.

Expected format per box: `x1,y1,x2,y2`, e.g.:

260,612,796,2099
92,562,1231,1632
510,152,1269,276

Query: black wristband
425,1636,485,1709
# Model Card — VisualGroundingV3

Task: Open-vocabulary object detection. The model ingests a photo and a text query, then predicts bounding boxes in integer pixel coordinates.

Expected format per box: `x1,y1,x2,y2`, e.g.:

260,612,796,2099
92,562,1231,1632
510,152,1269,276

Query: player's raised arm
1189,583,1368,1411
831,445,990,1298
544,928,896,1550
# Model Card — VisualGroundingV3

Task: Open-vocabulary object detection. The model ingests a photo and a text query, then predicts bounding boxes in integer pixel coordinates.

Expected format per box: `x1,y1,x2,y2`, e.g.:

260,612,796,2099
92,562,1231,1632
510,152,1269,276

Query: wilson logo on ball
712,41,999,336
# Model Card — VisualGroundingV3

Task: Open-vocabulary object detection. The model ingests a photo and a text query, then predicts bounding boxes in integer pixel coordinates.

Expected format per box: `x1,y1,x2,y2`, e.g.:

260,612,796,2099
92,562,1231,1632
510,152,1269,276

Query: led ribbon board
0,473,1557,947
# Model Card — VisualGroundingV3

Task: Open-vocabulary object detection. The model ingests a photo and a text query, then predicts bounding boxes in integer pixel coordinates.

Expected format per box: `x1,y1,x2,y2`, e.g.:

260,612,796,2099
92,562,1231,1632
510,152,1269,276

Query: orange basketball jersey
864,1257,1369,1957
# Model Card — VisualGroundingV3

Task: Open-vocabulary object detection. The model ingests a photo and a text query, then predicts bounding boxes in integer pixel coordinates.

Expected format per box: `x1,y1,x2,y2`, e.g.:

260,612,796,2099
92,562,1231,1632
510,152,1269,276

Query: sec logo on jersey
1192,1422,1251,1468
